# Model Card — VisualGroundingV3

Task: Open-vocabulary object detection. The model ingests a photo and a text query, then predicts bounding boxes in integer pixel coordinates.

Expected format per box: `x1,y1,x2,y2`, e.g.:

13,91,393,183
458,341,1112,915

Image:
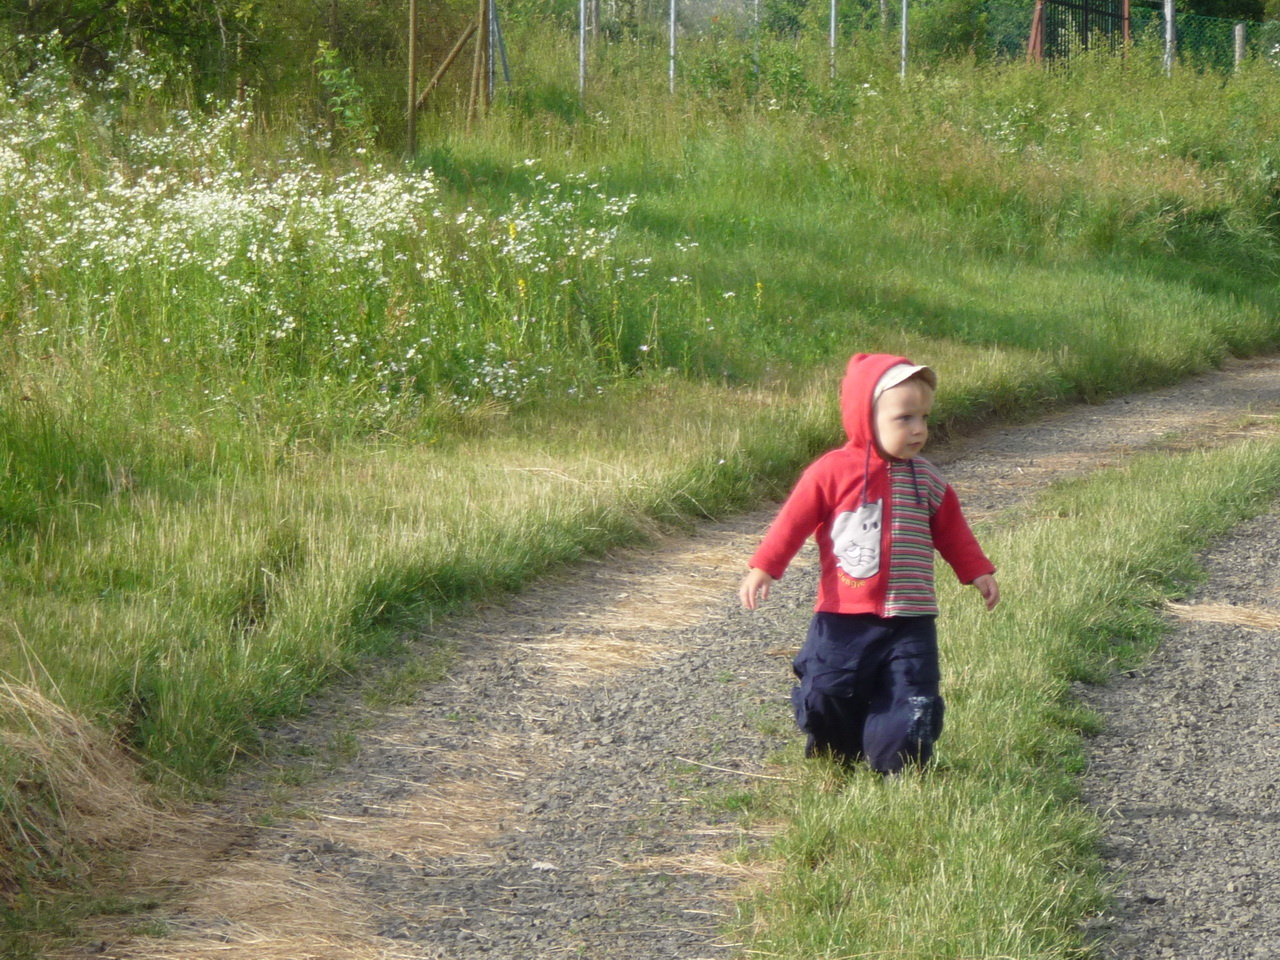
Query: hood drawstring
861,444,872,507
864,448,925,508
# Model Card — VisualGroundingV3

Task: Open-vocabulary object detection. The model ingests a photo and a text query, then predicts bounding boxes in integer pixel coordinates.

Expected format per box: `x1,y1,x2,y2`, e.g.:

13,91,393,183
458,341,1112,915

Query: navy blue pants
791,612,945,774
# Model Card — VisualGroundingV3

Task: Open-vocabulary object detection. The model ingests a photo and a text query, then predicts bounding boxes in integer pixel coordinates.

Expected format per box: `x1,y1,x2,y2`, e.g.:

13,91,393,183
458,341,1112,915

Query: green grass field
4,25,1280,955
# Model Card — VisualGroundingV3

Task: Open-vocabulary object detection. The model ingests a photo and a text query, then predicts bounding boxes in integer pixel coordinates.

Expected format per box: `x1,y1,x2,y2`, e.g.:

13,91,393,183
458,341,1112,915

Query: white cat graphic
831,500,882,579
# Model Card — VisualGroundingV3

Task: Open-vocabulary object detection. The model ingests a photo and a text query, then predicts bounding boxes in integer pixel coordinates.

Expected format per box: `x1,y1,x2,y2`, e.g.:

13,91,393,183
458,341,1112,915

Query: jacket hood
840,352,916,450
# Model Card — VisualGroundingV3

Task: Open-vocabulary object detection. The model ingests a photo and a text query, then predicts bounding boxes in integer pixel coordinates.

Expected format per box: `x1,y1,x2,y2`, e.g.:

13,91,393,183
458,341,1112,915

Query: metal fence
567,0,1276,90
427,0,1279,126
1026,0,1131,61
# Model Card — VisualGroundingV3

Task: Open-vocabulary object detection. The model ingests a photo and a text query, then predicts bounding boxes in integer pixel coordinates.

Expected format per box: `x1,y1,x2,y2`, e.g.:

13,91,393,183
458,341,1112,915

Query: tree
0,0,260,82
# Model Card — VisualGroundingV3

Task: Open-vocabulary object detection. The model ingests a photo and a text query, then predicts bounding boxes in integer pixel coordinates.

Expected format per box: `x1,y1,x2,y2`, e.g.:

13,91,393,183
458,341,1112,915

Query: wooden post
486,0,495,107
468,19,479,124
481,0,488,112
468,0,488,126
407,0,418,160
417,23,477,111
236,35,246,102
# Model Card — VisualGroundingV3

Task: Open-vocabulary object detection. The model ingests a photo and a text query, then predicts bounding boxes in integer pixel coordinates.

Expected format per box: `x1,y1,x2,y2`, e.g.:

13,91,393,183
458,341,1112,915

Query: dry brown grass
1165,601,1280,632
45,858,424,960
513,632,683,683
623,849,776,886
290,752,522,863
619,823,782,894
434,519,778,689
0,681,168,895
0,683,362,960
0,685,502,959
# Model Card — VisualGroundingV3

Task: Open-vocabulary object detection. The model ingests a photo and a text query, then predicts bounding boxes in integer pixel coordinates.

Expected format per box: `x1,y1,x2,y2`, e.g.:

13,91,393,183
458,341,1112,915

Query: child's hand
739,568,775,610
972,573,1000,611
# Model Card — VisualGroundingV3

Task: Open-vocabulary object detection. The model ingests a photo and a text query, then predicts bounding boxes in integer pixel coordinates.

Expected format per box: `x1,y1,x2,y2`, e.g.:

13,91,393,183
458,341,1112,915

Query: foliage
763,0,813,37
0,0,254,84
314,40,379,148
912,0,990,60
1190,0,1265,20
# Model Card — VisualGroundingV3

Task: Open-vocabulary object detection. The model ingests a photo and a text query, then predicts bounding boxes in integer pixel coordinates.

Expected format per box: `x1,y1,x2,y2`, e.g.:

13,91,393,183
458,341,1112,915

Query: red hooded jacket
749,353,994,616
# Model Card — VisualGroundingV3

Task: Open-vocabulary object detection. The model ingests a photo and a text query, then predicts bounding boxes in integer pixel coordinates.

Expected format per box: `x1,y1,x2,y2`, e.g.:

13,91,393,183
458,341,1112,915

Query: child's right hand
739,568,775,610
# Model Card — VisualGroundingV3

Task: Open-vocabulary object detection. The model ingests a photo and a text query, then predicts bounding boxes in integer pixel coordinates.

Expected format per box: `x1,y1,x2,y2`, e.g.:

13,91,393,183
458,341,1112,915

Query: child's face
873,379,933,460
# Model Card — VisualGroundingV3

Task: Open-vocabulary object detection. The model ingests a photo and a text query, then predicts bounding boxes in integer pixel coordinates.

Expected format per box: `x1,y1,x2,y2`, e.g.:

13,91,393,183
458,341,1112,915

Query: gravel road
66,357,1280,960
1080,508,1280,959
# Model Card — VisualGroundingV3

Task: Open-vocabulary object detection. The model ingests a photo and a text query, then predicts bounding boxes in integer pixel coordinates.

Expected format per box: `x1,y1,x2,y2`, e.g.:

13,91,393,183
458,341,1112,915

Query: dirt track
57,357,1280,960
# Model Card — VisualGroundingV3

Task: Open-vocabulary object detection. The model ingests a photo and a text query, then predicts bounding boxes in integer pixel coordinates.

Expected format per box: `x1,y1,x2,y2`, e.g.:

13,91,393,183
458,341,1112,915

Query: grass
737,436,1280,958
0,377,832,780
5,19,1280,952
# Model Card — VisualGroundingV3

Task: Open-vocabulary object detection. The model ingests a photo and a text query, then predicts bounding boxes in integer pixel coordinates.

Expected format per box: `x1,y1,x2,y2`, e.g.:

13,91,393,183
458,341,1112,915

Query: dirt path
56,357,1280,960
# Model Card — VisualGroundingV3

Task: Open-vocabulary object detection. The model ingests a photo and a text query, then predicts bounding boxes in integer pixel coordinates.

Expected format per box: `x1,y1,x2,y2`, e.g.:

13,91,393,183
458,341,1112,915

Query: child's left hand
972,573,1000,611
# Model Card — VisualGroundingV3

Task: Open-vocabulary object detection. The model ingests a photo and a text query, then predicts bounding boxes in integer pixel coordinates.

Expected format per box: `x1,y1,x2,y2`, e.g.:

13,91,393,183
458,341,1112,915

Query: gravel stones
1081,508,1280,960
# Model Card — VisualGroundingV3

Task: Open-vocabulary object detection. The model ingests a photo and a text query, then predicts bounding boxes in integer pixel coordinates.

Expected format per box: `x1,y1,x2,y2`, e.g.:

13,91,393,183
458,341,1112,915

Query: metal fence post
407,0,417,159
579,0,586,97
830,0,837,80
900,0,908,78
1164,0,1175,75
669,0,676,93
1234,21,1246,70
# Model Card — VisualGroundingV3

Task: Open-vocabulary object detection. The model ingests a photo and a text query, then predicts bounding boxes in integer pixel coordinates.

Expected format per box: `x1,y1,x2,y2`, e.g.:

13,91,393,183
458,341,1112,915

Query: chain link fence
321,0,1277,71
564,0,1278,83
989,0,1275,69
361,0,1280,151
1158,5,1280,69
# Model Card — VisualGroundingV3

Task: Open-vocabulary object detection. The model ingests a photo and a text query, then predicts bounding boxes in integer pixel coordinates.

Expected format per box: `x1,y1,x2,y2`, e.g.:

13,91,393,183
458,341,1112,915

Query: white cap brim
873,363,938,401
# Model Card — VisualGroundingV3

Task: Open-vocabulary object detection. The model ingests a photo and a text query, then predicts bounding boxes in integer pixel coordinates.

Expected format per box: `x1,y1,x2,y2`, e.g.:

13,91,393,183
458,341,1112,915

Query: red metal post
1027,0,1045,62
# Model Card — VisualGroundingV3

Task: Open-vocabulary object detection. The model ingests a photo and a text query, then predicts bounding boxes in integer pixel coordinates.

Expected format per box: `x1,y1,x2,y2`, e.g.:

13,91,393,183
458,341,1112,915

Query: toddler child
739,352,999,773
